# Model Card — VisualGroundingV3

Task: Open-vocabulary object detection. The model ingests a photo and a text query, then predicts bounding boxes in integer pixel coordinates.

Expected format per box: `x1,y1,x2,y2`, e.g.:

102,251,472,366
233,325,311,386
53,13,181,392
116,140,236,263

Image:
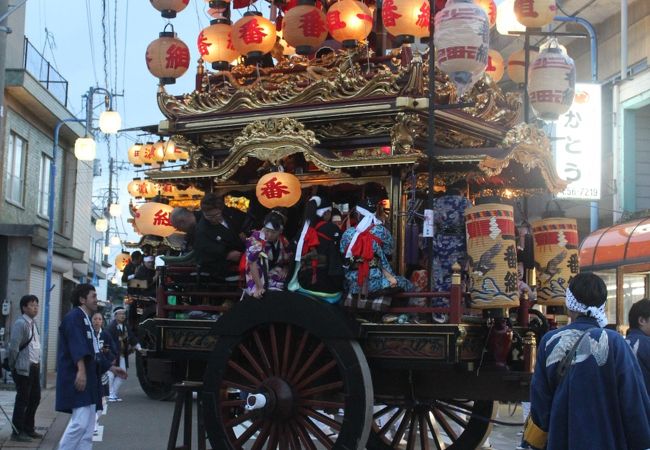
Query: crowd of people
6,286,142,449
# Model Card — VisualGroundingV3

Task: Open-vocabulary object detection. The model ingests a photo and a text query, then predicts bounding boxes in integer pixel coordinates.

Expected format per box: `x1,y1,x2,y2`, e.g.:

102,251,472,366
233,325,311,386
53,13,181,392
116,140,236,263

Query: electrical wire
113,0,119,98
85,0,99,85
101,0,110,93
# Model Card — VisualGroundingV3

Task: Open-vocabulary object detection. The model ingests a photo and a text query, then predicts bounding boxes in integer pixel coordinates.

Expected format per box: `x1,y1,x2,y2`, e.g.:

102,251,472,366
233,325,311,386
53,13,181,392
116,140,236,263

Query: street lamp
42,87,120,387
95,217,109,232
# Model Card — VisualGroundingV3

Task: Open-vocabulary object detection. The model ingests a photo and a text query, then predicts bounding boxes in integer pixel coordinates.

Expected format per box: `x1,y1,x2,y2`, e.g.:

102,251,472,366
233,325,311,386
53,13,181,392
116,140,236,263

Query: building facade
0,5,95,375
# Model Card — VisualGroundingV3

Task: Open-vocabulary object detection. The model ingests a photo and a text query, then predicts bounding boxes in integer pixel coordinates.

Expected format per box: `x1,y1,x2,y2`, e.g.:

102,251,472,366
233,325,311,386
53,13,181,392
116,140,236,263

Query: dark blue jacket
626,328,650,396
56,308,112,413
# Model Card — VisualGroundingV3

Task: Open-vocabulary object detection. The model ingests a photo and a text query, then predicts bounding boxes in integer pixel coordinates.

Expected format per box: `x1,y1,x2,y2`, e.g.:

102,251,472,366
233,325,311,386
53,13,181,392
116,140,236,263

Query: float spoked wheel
135,327,175,401
366,399,495,449
203,322,373,449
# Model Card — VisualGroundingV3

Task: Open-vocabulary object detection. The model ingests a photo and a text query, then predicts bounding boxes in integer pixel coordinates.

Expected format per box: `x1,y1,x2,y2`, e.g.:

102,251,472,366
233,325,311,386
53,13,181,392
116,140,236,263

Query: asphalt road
93,361,524,450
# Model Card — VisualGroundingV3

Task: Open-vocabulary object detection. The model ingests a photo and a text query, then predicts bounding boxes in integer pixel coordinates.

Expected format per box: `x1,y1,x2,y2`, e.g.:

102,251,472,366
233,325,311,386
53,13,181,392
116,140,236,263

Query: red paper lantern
283,0,328,55
232,12,277,60
434,0,490,95
514,0,556,29
128,143,144,167
256,172,302,208
506,47,538,83
114,252,131,271
198,19,240,70
527,42,575,120
150,0,189,18
326,0,374,48
485,49,504,82
134,202,176,237
145,25,191,85
474,0,496,28
382,0,430,46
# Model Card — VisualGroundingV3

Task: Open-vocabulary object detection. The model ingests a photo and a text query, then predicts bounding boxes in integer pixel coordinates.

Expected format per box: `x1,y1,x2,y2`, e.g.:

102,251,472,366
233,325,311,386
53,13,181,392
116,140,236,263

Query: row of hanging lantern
146,0,573,120
127,178,205,200
127,139,189,166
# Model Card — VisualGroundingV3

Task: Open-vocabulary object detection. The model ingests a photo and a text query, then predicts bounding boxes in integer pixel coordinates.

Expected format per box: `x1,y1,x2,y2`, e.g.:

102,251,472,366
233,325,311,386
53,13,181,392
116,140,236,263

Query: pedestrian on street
91,311,116,435
524,273,650,450
7,294,43,442
626,298,650,395
106,305,141,402
56,284,127,450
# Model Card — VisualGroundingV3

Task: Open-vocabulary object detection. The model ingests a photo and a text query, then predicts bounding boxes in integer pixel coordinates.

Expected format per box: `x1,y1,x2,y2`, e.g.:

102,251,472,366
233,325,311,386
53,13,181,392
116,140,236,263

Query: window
38,154,52,217
5,132,27,205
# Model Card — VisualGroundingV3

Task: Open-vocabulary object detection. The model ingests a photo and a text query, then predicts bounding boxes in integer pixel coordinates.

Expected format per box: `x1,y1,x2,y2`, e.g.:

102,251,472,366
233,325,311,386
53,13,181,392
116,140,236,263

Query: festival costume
340,209,413,296
526,315,650,450
244,230,292,295
106,319,138,401
626,328,650,395
290,215,344,302
56,307,113,450
194,210,244,277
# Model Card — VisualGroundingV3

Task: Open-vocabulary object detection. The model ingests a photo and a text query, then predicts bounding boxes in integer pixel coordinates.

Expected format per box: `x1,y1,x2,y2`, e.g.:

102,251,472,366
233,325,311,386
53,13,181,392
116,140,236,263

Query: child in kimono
525,273,650,450
289,196,344,303
340,197,413,297
243,211,292,298
627,298,650,395
91,312,115,435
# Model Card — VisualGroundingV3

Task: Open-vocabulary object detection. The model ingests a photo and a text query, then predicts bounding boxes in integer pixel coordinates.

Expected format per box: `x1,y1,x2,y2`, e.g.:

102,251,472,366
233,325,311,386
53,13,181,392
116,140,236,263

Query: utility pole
105,156,114,260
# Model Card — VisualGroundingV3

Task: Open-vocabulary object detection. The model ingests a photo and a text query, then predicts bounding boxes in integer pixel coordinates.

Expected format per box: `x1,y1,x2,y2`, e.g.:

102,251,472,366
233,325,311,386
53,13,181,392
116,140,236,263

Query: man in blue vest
56,284,126,450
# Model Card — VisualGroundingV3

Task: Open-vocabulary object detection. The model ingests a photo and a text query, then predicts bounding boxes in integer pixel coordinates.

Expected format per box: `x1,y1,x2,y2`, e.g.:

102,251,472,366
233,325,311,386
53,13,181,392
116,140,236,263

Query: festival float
126,0,575,448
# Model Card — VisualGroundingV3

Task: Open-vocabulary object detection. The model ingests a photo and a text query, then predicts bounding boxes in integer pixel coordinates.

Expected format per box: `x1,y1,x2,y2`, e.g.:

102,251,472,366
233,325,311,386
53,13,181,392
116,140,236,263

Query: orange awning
579,217,650,270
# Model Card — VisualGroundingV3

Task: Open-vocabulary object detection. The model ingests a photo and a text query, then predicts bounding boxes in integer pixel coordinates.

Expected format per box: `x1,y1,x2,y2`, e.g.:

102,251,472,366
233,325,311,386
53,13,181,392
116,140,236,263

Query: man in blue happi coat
524,273,650,450
626,298,650,395
56,284,127,450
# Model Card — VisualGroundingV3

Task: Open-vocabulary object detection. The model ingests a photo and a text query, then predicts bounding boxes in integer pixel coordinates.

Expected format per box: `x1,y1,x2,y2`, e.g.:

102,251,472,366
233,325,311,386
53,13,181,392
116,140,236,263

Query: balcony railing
23,37,69,107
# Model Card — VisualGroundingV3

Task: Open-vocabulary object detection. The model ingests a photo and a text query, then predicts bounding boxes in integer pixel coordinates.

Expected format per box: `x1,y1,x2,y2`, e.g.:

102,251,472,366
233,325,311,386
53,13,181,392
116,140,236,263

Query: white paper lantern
134,202,176,237
434,0,490,95
527,41,575,120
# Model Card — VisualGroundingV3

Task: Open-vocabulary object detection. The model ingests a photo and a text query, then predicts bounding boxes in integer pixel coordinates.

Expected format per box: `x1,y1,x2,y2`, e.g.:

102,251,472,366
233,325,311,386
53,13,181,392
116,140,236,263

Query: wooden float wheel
203,321,373,449
135,326,175,401
366,399,496,449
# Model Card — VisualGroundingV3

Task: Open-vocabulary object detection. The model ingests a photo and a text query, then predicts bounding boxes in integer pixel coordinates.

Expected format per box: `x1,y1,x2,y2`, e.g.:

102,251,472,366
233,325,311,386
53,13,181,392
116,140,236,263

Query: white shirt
22,314,40,364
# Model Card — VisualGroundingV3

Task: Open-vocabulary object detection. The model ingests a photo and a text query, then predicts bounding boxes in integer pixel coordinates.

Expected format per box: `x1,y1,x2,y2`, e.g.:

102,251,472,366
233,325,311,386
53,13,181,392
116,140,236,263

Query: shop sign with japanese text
554,83,602,200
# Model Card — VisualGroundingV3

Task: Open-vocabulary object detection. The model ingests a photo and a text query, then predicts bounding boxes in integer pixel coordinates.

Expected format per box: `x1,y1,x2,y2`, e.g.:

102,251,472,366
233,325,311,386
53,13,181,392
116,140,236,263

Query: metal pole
523,30,531,124
91,238,102,285
105,157,113,257
42,118,84,387
426,0,436,290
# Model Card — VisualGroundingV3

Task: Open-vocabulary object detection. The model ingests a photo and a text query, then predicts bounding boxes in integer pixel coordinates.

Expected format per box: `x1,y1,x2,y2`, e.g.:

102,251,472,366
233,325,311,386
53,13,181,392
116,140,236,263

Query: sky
22,0,249,276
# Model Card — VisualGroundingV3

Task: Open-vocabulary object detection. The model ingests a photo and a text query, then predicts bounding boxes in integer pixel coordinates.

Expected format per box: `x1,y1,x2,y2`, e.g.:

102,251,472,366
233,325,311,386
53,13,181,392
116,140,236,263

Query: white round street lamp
99,110,122,134
109,203,122,217
110,235,121,246
102,245,111,256
95,217,108,232
74,136,97,161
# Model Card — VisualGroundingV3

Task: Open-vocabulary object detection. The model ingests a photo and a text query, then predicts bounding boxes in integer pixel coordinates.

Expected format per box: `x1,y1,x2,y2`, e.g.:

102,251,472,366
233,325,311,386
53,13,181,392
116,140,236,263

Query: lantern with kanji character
326,0,374,48
464,202,520,309
382,0,431,46
134,202,176,237
506,47,538,83
127,179,143,198
140,141,166,165
141,180,159,200
205,0,231,13
532,216,579,305
283,0,328,55
198,19,240,70
485,49,504,82
150,0,189,18
527,41,575,120
277,30,297,56
434,0,490,95
128,143,144,167
514,0,556,29
114,252,131,271
145,25,191,85
475,0,496,28
158,183,179,199
256,172,302,208
163,139,188,162
232,12,277,60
